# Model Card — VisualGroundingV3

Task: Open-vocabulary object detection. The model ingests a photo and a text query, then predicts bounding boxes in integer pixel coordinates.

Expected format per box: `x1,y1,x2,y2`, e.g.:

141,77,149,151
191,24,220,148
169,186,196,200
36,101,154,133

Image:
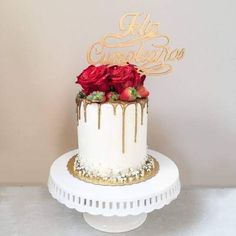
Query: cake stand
48,149,180,233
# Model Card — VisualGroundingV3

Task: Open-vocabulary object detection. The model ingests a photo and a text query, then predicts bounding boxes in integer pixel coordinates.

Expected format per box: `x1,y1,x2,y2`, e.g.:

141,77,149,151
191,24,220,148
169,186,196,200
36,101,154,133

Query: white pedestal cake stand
48,149,180,233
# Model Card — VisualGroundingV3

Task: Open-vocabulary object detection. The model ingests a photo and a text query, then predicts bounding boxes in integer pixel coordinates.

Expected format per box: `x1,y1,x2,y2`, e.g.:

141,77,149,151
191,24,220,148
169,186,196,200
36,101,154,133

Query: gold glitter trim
67,155,159,186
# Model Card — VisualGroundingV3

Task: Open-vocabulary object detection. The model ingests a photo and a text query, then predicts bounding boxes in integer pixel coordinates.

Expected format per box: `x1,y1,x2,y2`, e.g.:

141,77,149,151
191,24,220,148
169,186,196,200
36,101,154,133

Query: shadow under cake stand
48,149,180,233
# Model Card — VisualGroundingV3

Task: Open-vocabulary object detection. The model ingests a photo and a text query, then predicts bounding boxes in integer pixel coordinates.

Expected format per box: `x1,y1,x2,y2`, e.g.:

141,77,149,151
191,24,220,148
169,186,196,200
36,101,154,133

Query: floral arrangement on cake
76,64,149,102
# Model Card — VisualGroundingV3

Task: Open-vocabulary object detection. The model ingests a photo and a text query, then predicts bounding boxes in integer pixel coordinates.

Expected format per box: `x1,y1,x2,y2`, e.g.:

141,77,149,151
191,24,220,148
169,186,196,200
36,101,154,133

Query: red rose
109,64,145,93
76,65,110,94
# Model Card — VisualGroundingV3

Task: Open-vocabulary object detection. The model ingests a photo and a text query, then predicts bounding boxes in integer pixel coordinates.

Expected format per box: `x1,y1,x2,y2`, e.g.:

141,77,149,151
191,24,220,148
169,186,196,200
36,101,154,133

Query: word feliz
87,12,185,76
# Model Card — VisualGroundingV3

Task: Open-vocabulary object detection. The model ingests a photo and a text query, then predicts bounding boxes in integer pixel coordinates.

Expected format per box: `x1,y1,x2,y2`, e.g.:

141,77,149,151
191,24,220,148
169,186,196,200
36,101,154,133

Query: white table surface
0,186,235,236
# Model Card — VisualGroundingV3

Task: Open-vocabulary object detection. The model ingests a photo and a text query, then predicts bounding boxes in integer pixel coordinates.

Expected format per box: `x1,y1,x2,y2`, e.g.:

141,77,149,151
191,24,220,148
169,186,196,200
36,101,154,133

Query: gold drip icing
98,104,101,129
134,103,138,142
76,99,82,125
83,100,90,122
141,107,143,125
76,97,148,153
139,100,146,125
111,103,118,115
67,154,159,186
121,104,128,154
76,105,78,125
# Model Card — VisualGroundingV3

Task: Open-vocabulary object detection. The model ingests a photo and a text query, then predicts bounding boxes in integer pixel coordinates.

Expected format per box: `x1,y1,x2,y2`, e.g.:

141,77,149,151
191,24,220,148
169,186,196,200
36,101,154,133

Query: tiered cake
70,64,158,185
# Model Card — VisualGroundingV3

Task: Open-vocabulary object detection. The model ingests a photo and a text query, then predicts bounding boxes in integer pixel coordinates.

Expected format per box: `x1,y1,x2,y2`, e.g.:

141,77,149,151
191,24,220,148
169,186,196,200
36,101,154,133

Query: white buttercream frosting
77,100,148,176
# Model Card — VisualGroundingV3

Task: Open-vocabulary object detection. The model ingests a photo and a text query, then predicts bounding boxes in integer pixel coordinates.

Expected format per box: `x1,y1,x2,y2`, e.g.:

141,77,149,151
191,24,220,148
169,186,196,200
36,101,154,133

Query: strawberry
106,91,119,102
119,87,138,101
137,86,149,98
87,91,106,103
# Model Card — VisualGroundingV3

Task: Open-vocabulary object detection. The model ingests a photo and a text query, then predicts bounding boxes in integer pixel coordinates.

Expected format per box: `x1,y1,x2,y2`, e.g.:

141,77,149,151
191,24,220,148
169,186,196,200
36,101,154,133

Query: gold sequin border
67,155,159,186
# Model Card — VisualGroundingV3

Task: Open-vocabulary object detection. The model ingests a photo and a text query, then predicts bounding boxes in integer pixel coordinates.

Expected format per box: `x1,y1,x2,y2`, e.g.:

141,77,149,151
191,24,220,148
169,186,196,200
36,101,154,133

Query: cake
65,12,185,185
70,64,158,185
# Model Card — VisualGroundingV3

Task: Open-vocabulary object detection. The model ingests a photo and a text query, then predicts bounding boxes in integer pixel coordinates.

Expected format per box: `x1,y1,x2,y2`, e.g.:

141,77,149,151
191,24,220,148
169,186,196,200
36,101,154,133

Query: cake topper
87,12,185,76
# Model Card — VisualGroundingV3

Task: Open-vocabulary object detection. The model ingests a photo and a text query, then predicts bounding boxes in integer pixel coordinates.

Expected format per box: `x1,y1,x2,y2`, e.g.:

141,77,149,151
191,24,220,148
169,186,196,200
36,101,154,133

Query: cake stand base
48,149,180,233
83,213,147,233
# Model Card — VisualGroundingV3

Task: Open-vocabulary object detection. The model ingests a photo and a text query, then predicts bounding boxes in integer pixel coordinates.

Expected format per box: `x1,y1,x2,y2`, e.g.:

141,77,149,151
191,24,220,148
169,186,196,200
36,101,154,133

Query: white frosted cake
67,12,185,185
77,98,148,176
72,64,157,185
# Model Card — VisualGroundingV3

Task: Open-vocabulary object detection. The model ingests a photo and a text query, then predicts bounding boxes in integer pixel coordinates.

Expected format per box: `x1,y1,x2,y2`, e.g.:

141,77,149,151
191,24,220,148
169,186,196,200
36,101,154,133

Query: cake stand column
83,213,147,233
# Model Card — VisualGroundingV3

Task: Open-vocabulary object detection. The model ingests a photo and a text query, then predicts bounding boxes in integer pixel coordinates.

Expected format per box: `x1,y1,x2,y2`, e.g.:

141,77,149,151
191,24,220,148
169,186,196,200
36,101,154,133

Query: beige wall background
0,0,235,186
